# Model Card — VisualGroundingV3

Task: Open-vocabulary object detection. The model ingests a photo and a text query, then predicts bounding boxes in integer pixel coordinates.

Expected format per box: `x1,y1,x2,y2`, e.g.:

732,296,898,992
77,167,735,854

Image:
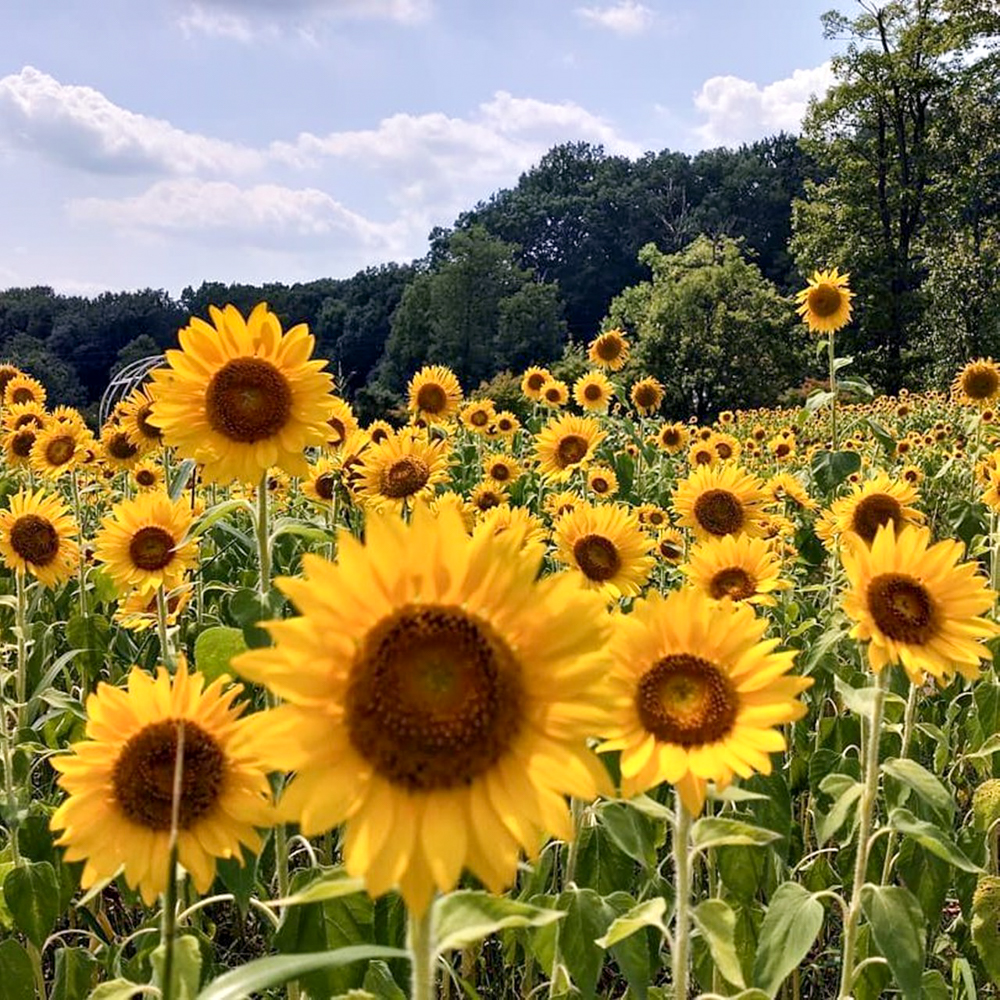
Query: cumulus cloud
693,63,835,147
0,66,263,175
575,1,653,35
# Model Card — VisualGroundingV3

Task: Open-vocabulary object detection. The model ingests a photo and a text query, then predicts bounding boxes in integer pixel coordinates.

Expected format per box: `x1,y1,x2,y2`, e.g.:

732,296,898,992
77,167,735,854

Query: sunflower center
129,526,176,571
380,456,430,499
328,417,346,444
11,387,34,405
662,429,681,447
345,604,524,791
556,434,588,467
693,448,713,465
45,435,76,467
573,534,621,582
851,494,903,543
13,413,42,430
964,368,1000,400
9,514,59,566
693,489,744,536
636,653,739,747
709,567,756,601
112,719,225,831
647,511,666,526
416,384,448,415
544,386,562,402
474,490,502,511
205,358,293,444
715,442,734,460
0,367,19,393
591,476,610,493
659,539,683,561
807,284,844,318
634,386,659,409
136,469,157,487
470,409,490,427
583,383,603,402
315,472,336,500
489,463,511,482
526,372,547,392
11,430,36,458
136,404,162,441
595,336,623,361
775,442,791,457
867,572,937,644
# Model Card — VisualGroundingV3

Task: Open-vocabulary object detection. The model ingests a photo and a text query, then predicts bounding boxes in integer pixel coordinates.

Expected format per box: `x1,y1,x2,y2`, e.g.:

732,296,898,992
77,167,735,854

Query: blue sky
0,0,838,296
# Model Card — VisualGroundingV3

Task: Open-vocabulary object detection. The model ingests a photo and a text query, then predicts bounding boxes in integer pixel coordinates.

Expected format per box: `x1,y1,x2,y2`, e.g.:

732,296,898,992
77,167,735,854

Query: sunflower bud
972,876,1000,984
973,780,1000,832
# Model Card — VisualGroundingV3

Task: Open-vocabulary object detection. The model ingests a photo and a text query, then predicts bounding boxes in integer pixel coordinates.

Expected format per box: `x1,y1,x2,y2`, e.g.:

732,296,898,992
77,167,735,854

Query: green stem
408,903,436,1000
673,795,693,1000
564,798,585,887
838,669,889,1000
880,680,918,883
256,473,271,598
70,471,87,618
828,334,838,451
161,718,185,1000
156,586,176,671
27,941,46,1000
15,571,28,732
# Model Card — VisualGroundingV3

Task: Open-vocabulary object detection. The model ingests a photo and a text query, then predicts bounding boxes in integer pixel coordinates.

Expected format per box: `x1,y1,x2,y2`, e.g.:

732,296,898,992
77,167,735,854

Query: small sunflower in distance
573,371,615,412
234,504,614,914
131,460,163,492
630,377,664,417
796,268,854,334
672,464,771,541
101,424,142,471
683,533,790,607
655,422,689,454
600,588,812,815
588,329,630,371
0,489,79,588
953,359,1000,408
535,414,607,482
302,458,339,505
408,365,463,425
148,303,335,484
326,397,360,449
842,522,999,684
520,366,551,401
460,399,496,434
50,666,273,905
540,379,570,408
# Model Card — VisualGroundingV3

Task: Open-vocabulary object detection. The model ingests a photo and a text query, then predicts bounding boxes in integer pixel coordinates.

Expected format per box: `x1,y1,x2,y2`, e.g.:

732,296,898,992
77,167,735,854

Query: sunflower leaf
432,890,565,955
860,885,926,1000
888,808,983,872
692,899,745,988
690,818,781,854
752,882,825,997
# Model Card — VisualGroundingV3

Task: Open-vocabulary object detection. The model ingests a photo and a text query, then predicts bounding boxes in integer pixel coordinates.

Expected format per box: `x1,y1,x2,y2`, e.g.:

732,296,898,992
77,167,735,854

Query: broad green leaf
0,939,34,1000
193,626,249,682
805,389,836,414
551,888,612,1000
692,899,745,988
691,817,781,853
87,982,147,1000
169,459,197,500
888,808,982,872
52,946,99,1000
151,935,202,1000
192,498,254,536
267,869,365,907
811,449,861,492
833,675,905,717
921,969,948,1000
882,758,954,821
595,897,668,948
815,776,863,845
752,882,825,997
361,960,407,1000
861,885,926,1000
4,860,59,948
599,801,661,868
432,891,565,954
573,824,635,894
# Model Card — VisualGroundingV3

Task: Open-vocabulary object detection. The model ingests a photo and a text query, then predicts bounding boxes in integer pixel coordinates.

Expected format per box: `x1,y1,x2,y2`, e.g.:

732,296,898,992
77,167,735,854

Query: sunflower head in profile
520,366,552,401
953,359,1000,408
828,473,923,547
796,267,853,334
588,329,630,371
682,533,790,607
534,413,607,482
4,373,47,409
234,503,614,914
0,489,79,588
842,522,999,683
656,422,689,454
672,464,771,542
326,396,360,449
600,588,811,815
408,365,463,425
544,489,584,521
366,419,393,446
29,422,88,479
629,377,664,417
302,457,339,506
147,303,335,484
355,428,451,513
573,371,614,412
460,399,496,433
94,491,198,596
117,386,163,453
50,665,273,905
540,379,570,409
767,473,818,511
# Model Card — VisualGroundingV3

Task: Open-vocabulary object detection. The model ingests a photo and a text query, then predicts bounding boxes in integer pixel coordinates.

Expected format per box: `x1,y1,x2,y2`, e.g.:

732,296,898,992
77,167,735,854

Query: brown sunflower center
474,490,503,511
573,534,621,582
544,386,563,402
315,472,336,500
583,383,603,402
866,572,937,644
328,417,346,444
775,442,791,457
345,604,524,791
205,358,293,444
497,417,514,432
693,448,713,465
11,431,35,458
13,413,42,430
0,367,19,393
9,514,59,566
715,442,734,460
595,336,623,361
661,428,681,447
135,469,157,487
808,284,844,318
636,653,739,747
112,719,225,831
659,539,683,561
370,426,389,444
633,385,659,409
380,456,430,499
45,435,76,467
555,434,588,468
693,489,745,536
850,493,903,543
415,383,448,415
11,387,35,405
709,567,757,601
135,404,163,442
647,511,666,526
591,476,610,493
963,367,1000,400
129,526,176,571
470,409,490,427
526,372,547,392
489,463,511,482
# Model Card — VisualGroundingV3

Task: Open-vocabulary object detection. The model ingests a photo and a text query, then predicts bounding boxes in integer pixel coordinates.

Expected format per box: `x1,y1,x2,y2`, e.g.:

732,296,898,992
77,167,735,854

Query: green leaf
838,375,874,398
805,389,836,415
598,801,661,869
195,947,408,1000
268,869,366,907
815,775,863,845
192,498,254,537
86,981,147,1000
882,758,954,821
4,860,59,948
921,969,948,1000
811,449,862,493
169,459,197,501
360,960,407,1000
551,888,612,1000
151,935,202,1000
432,891,565,955
692,899,745,988
752,882,825,998
65,613,111,685
888,808,982,872
193,627,249,682
572,824,635,894
691,817,781,853
595,897,668,948
52,946,99,1000
0,939,34,1000
860,885,926,1000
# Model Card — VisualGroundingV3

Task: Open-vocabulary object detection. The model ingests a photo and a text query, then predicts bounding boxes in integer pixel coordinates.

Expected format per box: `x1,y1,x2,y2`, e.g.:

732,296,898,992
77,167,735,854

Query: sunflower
4,428,38,468
587,465,619,499
0,489,79,588
600,588,812,815
29,422,88,478
953,359,1000,408
3,401,46,433
687,441,717,468
544,490,584,520
482,453,521,488
430,491,477,533
326,397,360,449
408,365,463,425
233,504,613,914
147,303,335,484
827,473,923,546
796,268,854,334
655,422,689,454
534,414,606,482
588,329,630,372
636,504,670,529
630,377,664,417
0,365,24,401
4,373,46,409
553,503,654,600
469,482,508,513
460,400,496,433
655,527,686,564
710,433,742,463
131,460,164,492
493,411,521,438
302,457,339,505
683,534,790,607
520,366,552,401
94,492,198,596
769,435,796,462
540,379,570,409
50,666,272,905
672,464,771,541
473,504,547,548
573,371,615,412
842,523,999,683
355,429,450,512
117,386,163,453
767,473,818,511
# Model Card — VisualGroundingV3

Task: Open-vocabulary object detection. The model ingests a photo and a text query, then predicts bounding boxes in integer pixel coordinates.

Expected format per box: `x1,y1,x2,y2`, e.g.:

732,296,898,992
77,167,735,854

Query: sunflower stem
827,334,838,451
880,679,918,883
672,794,693,1000
256,473,271,597
564,797,586,887
837,668,888,1000
156,585,176,671
408,902,436,1000
160,719,185,1000
15,570,28,732
70,470,88,618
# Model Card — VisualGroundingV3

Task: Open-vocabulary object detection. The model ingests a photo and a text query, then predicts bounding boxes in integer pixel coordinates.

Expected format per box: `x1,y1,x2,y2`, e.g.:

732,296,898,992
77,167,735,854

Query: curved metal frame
98,354,166,426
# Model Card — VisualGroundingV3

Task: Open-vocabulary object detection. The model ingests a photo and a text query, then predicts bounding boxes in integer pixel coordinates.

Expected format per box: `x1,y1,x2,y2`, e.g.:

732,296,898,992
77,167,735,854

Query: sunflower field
3,277,1000,1000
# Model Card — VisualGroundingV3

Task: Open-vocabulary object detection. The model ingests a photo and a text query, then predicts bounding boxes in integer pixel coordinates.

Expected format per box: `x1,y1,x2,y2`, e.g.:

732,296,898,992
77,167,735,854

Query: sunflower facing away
147,303,335,484
234,504,614,914
841,522,999,684
50,666,272,904
0,489,79,588
600,587,812,815
588,329,630,371
683,533,790,607
534,414,607,482
796,268,854,334
672,464,772,541
953,359,1000,408
407,365,463,425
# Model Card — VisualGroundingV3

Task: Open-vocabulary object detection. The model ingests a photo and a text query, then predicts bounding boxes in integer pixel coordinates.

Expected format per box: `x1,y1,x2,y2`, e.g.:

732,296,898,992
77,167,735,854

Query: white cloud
575,1,653,35
693,62,835,147
0,66,263,175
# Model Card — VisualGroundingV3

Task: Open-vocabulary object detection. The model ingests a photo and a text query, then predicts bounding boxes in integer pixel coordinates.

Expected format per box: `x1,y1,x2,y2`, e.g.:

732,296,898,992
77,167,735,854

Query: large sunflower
672,464,771,541
600,588,812,815
94,492,198,596
953,359,1000,408
50,666,272,905
796,268,853,334
553,503,654,600
147,303,335,484
0,489,79,588
683,533,790,607
234,504,614,914
573,371,614,412
827,473,923,546
408,365,463,425
354,429,450,512
588,329,630,371
534,414,607,482
842,522,999,684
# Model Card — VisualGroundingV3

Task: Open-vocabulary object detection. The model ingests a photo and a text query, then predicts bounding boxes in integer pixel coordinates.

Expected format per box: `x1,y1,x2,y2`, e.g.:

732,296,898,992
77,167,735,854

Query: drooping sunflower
327,397,360,449
302,457,339,506
953,359,1000,408
482,453,522,488
354,429,451,512
842,522,999,683
573,371,615,413
408,365,463,425
234,504,614,914
672,464,771,541
29,422,88,478
630,377,664,417
796,268,854,334
683,533,790,607
655,422,689,454
553,503,655,600
520,366,552,401
117,386,163,453
94,492,198,596
534,414,607,482
147,303,335,484
4,373,47,409
131,460,164,492
827,473,923,546
600,588,812,815
540,379,570,409
544,490,584,520
767,473,818,511
50,666,273,905
0,489,79,588
588,329,630,372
